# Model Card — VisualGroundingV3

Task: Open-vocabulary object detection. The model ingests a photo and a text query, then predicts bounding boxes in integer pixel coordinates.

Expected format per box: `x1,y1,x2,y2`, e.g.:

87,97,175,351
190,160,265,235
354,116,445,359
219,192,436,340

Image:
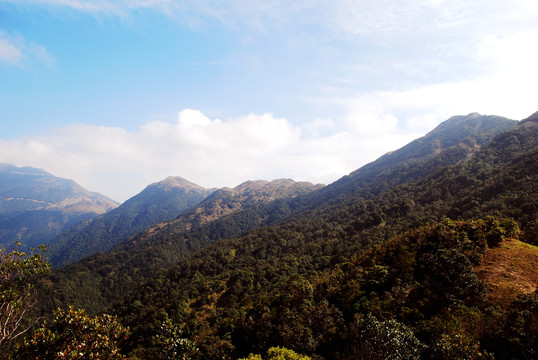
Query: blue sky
1,1,537,202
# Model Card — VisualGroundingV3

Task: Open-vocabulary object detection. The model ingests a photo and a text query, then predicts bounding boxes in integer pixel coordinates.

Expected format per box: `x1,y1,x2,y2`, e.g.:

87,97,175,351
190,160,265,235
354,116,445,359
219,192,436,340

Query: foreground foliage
0,243,50,352
14,306,128,359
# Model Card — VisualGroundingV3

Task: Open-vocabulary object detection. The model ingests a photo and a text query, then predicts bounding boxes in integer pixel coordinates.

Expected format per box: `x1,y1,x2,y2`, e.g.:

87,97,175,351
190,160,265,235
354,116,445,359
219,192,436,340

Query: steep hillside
38,113,520,316
312,113,517,205
116,112,517,260
111,113,537,359
0,164,118,249
47,176,214,267
41,179,323,313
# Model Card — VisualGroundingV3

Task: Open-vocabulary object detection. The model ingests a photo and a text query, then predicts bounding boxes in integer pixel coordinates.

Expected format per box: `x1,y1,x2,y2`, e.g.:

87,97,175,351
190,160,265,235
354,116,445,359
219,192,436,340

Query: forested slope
112,114,537,359
40,179,323,314
38,114,516,316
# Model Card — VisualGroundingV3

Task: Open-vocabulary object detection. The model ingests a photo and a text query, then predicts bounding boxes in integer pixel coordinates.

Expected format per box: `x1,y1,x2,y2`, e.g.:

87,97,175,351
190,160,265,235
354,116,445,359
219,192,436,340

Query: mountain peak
339,113,518,194
48,175,213,266
0,163,51,176
398,112,517,158
519,111,538,128
0,164,118,250
151,176,208,192
425,113,516,143
233,178,323,196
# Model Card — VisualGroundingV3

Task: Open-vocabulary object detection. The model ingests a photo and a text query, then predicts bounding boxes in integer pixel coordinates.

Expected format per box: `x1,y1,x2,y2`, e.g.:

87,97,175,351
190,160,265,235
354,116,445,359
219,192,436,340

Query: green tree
156,318,198,360
350,314,424,360
15,306,128,359
240,346,312,360
430,333,493,360
0,243,50,352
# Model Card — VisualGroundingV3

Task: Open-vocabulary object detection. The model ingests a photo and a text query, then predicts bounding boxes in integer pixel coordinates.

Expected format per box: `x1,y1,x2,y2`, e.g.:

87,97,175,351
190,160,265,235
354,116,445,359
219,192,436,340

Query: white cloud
301,118,335,138
0,109,422,202
1,1,536,203
0,33,24,65
317,26,538,137
0,30,54,66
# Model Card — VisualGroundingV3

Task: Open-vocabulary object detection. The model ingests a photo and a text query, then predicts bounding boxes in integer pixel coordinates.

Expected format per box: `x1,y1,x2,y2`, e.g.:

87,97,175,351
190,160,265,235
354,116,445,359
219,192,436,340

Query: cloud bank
0,109,421,202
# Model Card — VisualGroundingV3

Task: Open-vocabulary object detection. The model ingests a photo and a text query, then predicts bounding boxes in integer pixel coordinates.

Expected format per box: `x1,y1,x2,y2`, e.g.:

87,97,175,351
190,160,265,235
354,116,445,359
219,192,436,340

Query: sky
0,1,537,202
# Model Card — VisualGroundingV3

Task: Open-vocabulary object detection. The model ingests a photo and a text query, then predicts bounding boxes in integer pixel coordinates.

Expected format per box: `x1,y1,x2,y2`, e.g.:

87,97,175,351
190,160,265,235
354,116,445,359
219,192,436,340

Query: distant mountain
47,176,214,267
118,178,324,254
179,178,325,229
0,164,118,249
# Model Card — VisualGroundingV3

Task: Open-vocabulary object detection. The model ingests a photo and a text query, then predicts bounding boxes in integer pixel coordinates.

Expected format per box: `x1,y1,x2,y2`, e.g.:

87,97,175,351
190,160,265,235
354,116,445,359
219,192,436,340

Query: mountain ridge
41,177,324,313
47,175,215,267
38,112,524,318
0,164,118,249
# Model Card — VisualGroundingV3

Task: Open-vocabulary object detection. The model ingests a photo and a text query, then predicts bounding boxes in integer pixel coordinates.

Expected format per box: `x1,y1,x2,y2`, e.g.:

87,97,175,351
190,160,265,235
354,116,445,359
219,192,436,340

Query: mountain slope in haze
47,176,214,267
0,164,118,249
111,112,537,359
314,113,518,203
42,178,323,313
39,113,519,316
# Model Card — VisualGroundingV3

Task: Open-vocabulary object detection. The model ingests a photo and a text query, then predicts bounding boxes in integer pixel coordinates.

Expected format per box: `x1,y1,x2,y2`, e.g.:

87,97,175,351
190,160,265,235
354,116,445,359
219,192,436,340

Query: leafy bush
15,306,128,359
239,346,312,360
349,314,424,360
0,243,50,352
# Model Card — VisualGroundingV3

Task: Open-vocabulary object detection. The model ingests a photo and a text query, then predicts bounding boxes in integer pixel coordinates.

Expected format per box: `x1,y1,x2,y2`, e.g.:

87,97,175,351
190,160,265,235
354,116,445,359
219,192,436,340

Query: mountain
46,176,214,267
0,164,118,249
42,178,323,313
173,178,324,229
32,111,538,359
311,113,518,204
108,112,537,359
38,113,520,316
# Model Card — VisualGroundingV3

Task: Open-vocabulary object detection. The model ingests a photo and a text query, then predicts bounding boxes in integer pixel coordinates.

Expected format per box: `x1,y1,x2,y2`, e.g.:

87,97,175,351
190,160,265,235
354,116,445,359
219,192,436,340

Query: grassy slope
476,238,538,305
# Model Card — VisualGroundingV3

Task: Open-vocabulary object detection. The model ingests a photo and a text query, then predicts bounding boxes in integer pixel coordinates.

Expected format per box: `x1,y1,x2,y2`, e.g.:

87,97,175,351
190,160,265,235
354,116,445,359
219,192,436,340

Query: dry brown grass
475,238,538,306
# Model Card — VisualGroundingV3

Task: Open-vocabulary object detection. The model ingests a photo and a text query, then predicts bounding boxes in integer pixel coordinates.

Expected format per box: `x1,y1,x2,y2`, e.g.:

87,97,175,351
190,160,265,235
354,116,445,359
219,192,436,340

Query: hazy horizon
1,1,537,202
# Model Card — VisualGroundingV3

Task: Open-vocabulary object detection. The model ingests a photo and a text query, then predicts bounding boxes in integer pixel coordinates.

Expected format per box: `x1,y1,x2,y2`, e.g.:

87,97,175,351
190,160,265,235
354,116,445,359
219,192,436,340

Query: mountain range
43,177,324,313
3,111,537,359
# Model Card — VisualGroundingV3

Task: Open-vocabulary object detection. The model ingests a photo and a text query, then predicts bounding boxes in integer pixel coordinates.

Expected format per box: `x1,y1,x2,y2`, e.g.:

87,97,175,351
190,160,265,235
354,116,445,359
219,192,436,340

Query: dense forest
1,112,537,359
110,113,537,359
